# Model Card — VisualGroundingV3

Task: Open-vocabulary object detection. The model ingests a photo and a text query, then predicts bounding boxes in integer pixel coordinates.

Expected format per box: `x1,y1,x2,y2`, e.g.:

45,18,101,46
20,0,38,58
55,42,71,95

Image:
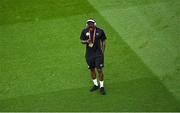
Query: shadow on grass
0,0,97,25
0,77,179,112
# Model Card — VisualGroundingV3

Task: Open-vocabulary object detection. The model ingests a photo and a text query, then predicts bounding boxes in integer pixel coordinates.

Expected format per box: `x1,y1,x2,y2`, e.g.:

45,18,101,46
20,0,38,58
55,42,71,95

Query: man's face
87,22,95,31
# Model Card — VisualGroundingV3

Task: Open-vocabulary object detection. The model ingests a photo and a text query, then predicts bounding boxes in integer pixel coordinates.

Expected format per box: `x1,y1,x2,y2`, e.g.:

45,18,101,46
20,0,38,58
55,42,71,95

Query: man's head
87,19,96,31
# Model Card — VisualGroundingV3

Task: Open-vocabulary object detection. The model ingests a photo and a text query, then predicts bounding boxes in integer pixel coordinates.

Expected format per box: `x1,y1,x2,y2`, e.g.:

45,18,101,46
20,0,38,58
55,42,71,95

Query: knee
97,68,103,74
90,68,96,72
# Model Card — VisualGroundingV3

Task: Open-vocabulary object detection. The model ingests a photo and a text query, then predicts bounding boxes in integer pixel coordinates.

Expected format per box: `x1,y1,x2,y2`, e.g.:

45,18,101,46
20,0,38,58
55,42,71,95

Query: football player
80,19,106,95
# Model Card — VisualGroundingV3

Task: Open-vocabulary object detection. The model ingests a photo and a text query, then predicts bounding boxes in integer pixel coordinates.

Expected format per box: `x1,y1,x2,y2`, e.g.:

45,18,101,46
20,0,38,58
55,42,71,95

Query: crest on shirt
86,32,90,36
96,33,99,35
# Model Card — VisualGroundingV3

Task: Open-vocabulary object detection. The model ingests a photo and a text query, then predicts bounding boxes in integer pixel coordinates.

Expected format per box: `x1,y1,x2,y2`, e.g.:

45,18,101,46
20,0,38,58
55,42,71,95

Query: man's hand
87,39,92,43
81,39,92,44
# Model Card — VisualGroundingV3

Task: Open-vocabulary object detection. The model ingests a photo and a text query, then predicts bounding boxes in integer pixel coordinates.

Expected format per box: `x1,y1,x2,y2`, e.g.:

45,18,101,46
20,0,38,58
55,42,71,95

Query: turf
89,0,180,101
0,0,180,112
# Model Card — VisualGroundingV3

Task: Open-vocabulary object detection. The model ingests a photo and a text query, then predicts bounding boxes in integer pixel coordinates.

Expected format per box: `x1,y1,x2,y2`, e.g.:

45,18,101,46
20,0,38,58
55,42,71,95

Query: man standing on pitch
80,19,106,95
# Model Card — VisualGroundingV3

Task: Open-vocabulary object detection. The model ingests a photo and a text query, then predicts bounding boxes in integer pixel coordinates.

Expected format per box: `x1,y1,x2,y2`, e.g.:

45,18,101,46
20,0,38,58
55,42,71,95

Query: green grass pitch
0,0,180,111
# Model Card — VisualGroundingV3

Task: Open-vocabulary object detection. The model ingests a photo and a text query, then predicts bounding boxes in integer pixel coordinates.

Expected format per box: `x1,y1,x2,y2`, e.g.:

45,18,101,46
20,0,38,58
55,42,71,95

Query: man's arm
81,39,87,44
101,40,106,53
81,38,92,44
81,40,87,44
101,30,107,54
80,30,90,44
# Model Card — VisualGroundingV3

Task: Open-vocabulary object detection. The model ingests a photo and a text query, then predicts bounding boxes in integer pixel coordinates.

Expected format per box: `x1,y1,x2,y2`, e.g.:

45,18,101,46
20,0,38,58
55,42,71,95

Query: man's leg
97,68,104,88
97,68,105,95
90,68,98,86
86,56,99,92
89,68,99,92
95,55,106,95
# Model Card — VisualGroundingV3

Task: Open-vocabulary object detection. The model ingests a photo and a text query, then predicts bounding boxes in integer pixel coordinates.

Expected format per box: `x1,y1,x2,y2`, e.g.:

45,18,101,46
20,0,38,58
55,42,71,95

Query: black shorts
86,55,104,69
